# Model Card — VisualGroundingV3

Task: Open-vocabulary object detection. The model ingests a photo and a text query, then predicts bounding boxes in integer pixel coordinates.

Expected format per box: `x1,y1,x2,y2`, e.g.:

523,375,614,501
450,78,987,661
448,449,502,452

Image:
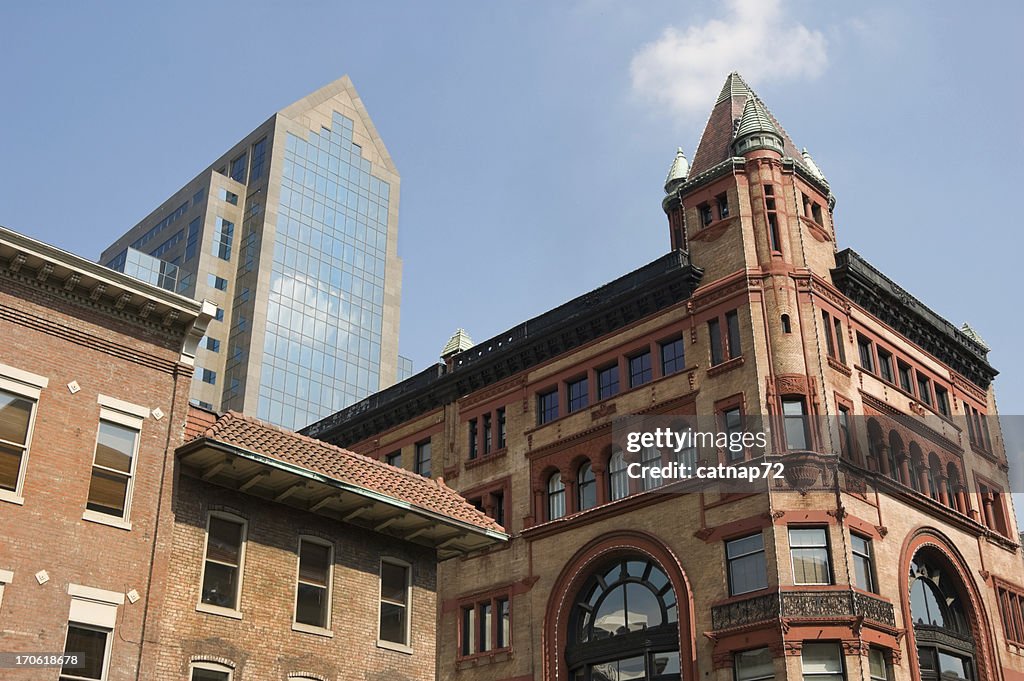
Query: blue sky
1,1,1021,421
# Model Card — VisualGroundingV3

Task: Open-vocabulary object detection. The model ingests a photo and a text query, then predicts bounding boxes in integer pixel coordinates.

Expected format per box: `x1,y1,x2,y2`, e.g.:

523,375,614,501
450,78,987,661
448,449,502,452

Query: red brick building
304,74,1024,680
0,225,213,680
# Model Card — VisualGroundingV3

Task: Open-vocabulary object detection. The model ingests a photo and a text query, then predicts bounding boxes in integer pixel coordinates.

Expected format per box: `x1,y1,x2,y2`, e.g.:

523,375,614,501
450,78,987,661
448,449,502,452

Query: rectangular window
415,440,431,477
229,153,247,183
295,538,332,630
790,528,831,585
722,407,744,461
461,595,511,656
660,337,685,375
876,348,894,383
851,534,876,593
379,560,410,646
837,405,853,461
190,664,232,681
822,311,847,364
596,364,620,400
567,377,589,412
196,368,217,385
897,361,913,393
217,188,239,205
699,203,713,226
811,203,823,225
200,514,246,611
726,533,768,595
468,419,478,460
996,583,1024,646
60,624,111,681
386,451,401,468
868,647,890,681
184,217,201,262
628,351,653,388
200,337,221,353
192,188,206,206
0,383,38,497
537,389,559,425
765,185,781,252
709,318,724,365
212,217,234,260
782,398,809,451
935,386,951,417
483,413,493,453
726,310,741,359
249,137,267,181
801,642,844,681
917,374,932,406
734,647,773,681
856,334,874,372
207,273,229,291
86,419,140,520
497,407,506,449
717,192,730,219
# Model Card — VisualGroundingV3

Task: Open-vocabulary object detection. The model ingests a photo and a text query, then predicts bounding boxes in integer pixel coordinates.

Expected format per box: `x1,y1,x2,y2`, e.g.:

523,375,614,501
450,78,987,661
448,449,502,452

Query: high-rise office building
100,77,403,430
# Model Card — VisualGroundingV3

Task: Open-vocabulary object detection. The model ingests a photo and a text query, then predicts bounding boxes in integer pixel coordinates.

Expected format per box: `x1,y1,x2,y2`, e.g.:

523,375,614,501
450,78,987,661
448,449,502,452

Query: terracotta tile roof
690,72,802,177
184,408,503,534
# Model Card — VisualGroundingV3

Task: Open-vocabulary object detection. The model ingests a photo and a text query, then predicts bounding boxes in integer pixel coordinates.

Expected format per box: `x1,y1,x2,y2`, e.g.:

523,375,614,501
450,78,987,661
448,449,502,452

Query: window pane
192,669,231,681
296,583,328,627
94,421,137,472
86,468,129,516
802,642,842,673
792,548,830,584
727,533,764,559
63,625,107,680
0,443,24,491
729,553,768,594
380,602,406,643
789,528,827,547
207,517,243,564
381,563,408,604
735,647,773,680
498,598,510,648
0,391,32,444
299,541,330,585
869,648,888,680
462,606,475,654
201,561,238,608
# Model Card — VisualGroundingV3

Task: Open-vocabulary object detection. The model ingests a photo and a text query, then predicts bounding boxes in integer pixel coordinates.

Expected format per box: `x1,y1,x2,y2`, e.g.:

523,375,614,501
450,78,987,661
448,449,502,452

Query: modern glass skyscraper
100,77,403,430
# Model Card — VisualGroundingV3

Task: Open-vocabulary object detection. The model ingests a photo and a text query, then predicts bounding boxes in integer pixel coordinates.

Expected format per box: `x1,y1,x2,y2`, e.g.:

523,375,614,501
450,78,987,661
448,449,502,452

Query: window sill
456,647,513,667
376,639,413,655
826,356,851,376
82,510,132,531
707,356,744,377
292,622,334,638
465,448,507,470
196,602,243,620
0,489,24,506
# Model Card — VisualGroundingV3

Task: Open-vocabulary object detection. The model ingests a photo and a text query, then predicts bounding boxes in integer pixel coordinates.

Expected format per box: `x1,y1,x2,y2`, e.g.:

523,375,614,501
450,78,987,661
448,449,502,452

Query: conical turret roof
689,72,802,176
664,147,689,193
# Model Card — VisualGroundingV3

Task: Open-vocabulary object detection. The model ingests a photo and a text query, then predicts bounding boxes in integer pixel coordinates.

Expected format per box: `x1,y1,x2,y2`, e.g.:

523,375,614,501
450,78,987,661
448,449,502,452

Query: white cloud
630,0,828,119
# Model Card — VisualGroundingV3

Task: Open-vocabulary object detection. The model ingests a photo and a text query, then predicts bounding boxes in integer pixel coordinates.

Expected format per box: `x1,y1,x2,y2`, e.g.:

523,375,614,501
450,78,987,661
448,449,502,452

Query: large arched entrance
566,556,680,680
909,548,976,680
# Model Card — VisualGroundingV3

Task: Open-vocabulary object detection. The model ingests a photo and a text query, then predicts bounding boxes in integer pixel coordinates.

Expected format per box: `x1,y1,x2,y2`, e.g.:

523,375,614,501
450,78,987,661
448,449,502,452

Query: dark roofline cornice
831,249,997,389
303,251,704,445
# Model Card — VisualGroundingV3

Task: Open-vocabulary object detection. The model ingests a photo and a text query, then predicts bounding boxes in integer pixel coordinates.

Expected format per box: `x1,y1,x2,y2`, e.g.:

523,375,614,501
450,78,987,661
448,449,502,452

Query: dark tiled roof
690,72,802,176
186,408,503,533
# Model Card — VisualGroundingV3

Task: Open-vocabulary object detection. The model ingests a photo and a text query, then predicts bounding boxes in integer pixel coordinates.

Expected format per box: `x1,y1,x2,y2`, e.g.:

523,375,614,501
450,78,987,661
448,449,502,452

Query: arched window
910,551,975,681
641,447,662,490
568,557,680,680
578,462,596,511
608,450,629,502
547,472,565,521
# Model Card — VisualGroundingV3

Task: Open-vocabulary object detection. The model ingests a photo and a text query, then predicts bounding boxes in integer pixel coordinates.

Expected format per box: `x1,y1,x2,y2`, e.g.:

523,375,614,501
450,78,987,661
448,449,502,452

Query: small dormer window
717,193,730,219
699,203,713,227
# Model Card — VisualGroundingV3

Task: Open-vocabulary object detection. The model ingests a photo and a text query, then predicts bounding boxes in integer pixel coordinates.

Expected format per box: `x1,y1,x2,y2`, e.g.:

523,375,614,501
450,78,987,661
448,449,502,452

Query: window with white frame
0,364,47,502
199,513,246,614
801,642,845,680
190,661,233,681
295,538,333,631
60,584,124,681
84,397,147,525
0,568,12,609
379,559,410,647
790,528,832,586
868,647,890,681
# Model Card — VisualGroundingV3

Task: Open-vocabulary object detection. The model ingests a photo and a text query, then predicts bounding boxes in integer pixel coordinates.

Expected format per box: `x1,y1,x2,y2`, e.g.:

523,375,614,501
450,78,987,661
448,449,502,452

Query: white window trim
190,659,234,680
83,406,143,528
377,557,413,654
292,536,334,637
196,511,247,620
0,365,47,505
0,568,12,610
62,621,113,681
